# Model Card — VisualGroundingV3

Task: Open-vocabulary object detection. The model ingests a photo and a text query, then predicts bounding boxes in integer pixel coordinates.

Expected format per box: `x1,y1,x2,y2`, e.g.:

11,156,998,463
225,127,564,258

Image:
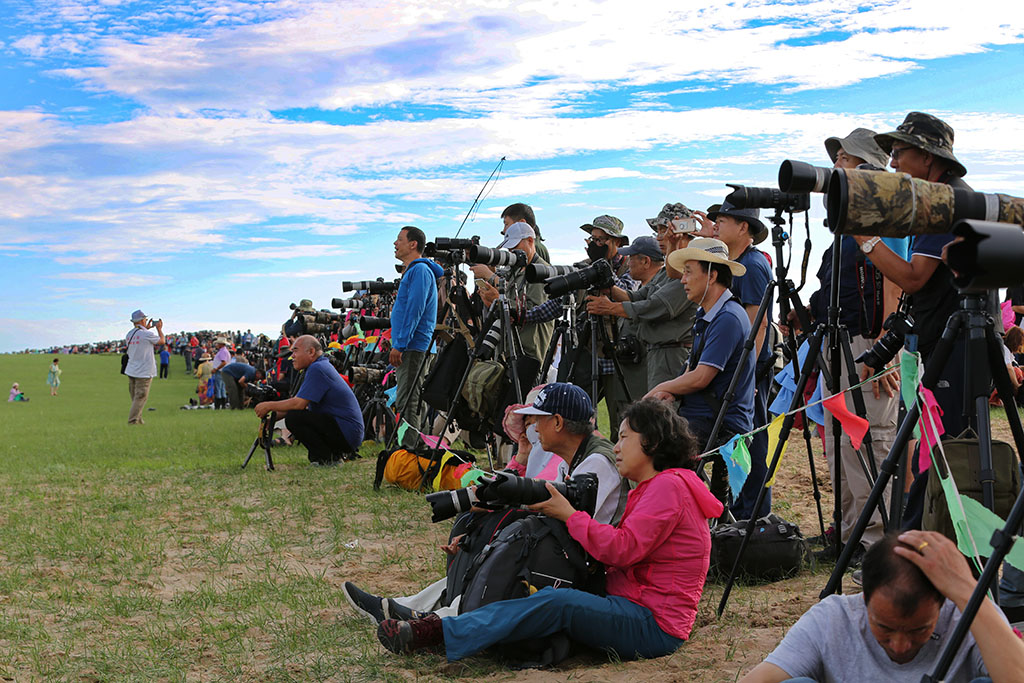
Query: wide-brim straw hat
667,237,747,277
199,353,212,361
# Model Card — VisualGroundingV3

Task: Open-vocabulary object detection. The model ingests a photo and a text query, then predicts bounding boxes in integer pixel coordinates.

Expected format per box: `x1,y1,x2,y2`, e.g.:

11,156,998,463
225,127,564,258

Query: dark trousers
733,373,773,520
184,352,193,373
159,364,169,379
285,410,352,464
224,376,243,409
686,415,738,513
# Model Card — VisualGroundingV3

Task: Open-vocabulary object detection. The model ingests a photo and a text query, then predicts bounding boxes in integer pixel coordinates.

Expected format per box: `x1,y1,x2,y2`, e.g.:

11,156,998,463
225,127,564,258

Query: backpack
376,447,475,492
709,513,809,583
459,514,595,615
922,434,1021,543
420,336,471,412
443,508,534,608
460,359,507,423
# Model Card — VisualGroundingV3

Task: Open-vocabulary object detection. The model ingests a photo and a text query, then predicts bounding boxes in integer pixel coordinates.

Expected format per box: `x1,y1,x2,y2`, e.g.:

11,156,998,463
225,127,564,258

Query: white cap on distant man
498,221,536,249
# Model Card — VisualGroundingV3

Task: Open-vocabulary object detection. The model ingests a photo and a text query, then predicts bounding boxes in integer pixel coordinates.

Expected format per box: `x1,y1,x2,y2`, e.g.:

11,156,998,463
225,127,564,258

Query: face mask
526,423,540,446
586,242,609,262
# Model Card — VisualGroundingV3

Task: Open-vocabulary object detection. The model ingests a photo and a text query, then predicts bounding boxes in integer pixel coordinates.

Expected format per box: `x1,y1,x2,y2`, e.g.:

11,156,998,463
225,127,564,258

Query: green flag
396,420,411,446
900,350,921,439
957,495,1024,571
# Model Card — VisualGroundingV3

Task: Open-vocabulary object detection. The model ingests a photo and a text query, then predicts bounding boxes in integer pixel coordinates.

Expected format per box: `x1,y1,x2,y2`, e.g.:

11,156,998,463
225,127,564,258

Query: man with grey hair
255,335,364,465
125,309,164,425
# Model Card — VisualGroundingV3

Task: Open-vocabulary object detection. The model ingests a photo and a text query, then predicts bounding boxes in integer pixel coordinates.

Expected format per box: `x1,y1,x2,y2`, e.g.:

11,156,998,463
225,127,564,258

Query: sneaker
377,614,444,654
342,582,387,625
807,525,836,547
851,569,863,587
385,598,429,622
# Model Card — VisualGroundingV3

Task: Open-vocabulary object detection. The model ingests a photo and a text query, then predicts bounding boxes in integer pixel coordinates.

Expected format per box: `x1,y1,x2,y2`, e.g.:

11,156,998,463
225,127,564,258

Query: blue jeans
212,372,227,399
441,587,684,662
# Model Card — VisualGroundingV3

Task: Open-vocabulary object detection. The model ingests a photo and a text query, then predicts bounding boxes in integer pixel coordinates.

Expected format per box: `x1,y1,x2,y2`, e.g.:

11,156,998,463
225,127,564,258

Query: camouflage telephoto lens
348,364,386,385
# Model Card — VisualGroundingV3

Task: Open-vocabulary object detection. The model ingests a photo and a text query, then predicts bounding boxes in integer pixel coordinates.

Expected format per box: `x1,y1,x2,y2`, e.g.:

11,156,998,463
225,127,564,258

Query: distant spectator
8,382,28,402
159,346,170,379
125,310,164,425
47,358,62,396
194,353,214,406
210,337,231,410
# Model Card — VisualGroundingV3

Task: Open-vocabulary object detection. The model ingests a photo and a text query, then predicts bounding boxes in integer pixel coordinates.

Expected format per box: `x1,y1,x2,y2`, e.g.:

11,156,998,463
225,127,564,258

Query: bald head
293,335,323,355
291,335,323,370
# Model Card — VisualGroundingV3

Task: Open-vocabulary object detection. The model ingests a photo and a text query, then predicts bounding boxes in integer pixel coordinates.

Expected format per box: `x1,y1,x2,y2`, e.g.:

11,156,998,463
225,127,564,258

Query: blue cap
708,199,768,244
513,382,593,422
618,235,664,261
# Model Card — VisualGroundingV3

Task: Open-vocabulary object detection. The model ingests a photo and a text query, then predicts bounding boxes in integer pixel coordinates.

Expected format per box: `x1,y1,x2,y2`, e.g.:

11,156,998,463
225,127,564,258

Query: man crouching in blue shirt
255,335,364,466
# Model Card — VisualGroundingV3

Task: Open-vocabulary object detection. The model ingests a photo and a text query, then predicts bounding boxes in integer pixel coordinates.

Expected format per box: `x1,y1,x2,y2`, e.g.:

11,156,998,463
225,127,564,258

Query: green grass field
10,353,1011,681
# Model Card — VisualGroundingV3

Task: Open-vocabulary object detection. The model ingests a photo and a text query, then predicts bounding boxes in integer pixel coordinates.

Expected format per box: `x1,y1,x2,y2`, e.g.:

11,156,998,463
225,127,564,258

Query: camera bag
378,447,475,492
460,359,507,422
459,514,594,615
121,328,140,374
421,336,470,412
443,508,534,608
709,513,809,583
922,433,1021,543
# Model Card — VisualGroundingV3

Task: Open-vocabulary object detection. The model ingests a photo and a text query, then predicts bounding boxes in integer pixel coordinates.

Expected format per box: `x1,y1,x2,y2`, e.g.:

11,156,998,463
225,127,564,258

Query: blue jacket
390,258,443,352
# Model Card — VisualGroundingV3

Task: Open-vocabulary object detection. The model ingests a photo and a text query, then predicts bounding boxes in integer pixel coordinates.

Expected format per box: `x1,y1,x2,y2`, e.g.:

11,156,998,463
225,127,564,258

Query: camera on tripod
544,259,614,297
468,245,528,270
342,278,400,294
245,381,284,404
299,310,341,335
425,471,598,523
359,315,391,331
725,182,811,213
424,235,480,259
524,263,576,283
331,297,364,309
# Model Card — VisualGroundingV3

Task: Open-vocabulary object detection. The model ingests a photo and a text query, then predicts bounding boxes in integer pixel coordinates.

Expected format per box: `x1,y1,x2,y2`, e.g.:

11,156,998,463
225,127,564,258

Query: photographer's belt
647,340,693,350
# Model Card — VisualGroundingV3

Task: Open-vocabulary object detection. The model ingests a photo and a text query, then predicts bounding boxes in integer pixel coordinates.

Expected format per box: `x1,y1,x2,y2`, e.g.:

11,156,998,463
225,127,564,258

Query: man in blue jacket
390,226,444,447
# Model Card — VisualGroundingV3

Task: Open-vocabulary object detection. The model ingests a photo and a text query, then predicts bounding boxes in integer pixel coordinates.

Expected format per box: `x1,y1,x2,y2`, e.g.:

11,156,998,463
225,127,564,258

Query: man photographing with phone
125,309,164,425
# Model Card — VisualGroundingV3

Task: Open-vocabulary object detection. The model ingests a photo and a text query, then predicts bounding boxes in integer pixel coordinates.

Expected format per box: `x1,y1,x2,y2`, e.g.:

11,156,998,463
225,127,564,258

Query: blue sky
2,0,1024,352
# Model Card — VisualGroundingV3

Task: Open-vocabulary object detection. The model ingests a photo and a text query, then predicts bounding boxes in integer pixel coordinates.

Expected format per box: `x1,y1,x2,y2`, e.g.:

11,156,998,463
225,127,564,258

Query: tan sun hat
199,353,212,361
667,237,746,277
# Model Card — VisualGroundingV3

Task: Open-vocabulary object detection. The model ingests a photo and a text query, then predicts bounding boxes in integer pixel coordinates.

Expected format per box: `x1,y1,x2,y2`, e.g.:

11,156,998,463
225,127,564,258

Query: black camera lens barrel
525,263,575,283
544,259,614,297
434,236,479,250
948,219,1024,291
358,316,392,330
342,279,399,293
725,183,811,213
778,160,833,194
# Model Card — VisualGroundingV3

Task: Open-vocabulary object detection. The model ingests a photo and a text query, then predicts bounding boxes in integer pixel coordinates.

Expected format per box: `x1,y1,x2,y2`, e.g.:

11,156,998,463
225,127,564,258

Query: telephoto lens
725,183,811,213
525,263,575,283
778,160,833,194
544,259,614,297
299,316,333,335
331,298,364,309
359,316,392,331
342,279,400,294
434,236,480,251
467,245,528,269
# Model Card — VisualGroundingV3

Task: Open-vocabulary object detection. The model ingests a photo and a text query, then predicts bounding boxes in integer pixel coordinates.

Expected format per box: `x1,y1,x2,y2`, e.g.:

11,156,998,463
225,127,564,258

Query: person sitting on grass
739,530,1024,683
342,383,622,624
373,398,724,662
8,382,28,402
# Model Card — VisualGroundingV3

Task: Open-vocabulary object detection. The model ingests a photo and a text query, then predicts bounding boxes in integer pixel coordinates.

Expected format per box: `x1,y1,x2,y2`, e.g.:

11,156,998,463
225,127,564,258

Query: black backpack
709,513,809,583
443,508,533,608
458,514,596,614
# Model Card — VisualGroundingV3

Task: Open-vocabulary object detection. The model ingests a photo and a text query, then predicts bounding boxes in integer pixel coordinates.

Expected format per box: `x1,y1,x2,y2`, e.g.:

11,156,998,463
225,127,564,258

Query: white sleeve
572,453,622,525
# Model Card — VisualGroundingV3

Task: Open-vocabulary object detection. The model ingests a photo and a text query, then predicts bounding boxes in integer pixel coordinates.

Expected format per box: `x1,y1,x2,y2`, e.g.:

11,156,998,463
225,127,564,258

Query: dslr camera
342,278,400,294
856,309,915,370
245,381,284,404
425,471,598,523
544,259,614,297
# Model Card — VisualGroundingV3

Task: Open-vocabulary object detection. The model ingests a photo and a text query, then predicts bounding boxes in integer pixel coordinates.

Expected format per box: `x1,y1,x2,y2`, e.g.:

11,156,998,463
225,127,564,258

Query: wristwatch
861,236,882,254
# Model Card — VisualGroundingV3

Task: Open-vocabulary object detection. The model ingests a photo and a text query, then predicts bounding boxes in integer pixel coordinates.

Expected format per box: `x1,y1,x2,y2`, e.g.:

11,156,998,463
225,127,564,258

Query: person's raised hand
893,530,976,608
528,482,577,522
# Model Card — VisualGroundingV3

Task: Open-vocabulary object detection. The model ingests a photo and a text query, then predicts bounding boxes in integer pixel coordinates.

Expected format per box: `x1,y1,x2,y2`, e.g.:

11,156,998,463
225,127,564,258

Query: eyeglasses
890,145,914,160
586,235,610,245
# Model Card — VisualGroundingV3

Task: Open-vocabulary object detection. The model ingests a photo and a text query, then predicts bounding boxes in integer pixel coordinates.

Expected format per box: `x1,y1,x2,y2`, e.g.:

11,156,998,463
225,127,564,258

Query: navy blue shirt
221,362,257,382
731,246,774,364
809,237,884,336
909,232,958,357
679,293,755,434
296,355,364,448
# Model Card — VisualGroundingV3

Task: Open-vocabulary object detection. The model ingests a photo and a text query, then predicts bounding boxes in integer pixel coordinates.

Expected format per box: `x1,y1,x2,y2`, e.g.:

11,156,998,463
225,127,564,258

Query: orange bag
382,449,473,492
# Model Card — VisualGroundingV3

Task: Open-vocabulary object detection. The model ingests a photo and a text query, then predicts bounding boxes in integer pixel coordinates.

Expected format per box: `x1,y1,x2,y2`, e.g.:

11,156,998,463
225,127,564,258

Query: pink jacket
566,468,723,640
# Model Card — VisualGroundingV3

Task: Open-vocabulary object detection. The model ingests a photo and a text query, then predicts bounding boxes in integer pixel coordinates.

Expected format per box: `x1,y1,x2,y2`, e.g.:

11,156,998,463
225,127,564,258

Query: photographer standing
586,203,699,391
475,222,553,365
390,226,444,446
125,309,164,425
210,337,232,410
254,335,363,465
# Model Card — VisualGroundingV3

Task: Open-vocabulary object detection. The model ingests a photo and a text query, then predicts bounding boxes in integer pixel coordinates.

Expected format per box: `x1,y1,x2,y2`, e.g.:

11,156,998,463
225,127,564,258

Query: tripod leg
717,324,826,616
242,439,260,469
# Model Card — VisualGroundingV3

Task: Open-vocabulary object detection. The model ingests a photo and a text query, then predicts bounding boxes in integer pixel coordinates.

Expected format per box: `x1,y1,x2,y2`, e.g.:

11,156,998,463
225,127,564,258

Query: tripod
716,223,888,615
242,411,276,471
361,378,397,444
821,292,1024,601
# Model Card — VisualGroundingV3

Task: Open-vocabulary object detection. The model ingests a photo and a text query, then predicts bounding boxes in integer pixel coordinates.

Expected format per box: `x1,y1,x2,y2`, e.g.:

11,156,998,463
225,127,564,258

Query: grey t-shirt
765,594,986,683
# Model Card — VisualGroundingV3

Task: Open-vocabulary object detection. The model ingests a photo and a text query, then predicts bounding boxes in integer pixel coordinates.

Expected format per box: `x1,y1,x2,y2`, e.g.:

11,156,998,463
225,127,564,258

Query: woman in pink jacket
377,398,724,661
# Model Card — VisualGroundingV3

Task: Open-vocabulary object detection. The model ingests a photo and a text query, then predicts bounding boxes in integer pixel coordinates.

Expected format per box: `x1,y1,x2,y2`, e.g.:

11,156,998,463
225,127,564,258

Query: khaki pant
127,376,152,424
822,334,898,548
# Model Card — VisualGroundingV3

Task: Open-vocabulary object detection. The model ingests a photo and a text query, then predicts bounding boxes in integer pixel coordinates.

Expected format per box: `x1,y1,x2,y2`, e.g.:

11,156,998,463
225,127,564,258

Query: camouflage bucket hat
580,215,629,245
824,128,889,170
646,202,698,234
874,112,967,178
298,298,314,311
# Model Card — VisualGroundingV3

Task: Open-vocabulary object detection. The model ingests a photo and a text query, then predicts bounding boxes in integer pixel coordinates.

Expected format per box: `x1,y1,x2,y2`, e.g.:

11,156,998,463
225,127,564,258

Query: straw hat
666,237,747,277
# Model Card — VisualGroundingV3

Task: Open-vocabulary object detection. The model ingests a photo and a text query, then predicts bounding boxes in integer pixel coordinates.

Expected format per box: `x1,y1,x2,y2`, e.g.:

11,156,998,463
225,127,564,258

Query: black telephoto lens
359,316,392,331
778,160,834,194
726,183,811,213
544,259,614,297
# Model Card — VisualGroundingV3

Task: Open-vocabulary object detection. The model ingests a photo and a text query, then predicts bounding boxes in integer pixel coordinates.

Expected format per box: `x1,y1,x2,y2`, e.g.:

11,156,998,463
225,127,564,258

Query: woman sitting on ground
8,382,28,402
375,398,724,662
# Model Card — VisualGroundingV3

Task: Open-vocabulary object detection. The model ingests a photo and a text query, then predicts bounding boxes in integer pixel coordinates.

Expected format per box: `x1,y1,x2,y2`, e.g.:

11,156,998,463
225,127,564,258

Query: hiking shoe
807,525,836,547
851,569,863,587
385,598,429,622
342,582,387,625
377,614,444,654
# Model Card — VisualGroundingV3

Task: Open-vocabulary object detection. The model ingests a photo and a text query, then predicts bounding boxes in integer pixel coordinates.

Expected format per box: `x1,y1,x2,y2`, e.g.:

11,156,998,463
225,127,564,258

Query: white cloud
55,271,173,286
231,268,358,278
223,244,351,260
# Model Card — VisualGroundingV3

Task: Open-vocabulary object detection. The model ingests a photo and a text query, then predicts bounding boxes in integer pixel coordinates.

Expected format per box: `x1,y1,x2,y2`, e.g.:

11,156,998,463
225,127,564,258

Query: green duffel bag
460,359,506,424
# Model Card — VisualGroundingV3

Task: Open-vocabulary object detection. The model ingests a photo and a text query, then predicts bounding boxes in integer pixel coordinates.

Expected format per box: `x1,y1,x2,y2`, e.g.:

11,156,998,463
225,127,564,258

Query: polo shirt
221,362,257,382
296,356,364,449
679,292,755,434
731,246,774,364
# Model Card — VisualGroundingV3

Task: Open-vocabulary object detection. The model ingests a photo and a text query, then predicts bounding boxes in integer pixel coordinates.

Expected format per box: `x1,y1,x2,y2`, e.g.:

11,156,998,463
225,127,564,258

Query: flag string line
696,365,900,461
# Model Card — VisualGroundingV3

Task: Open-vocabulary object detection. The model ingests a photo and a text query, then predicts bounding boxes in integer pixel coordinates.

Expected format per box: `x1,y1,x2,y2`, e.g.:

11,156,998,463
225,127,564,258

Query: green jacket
621,268,696,348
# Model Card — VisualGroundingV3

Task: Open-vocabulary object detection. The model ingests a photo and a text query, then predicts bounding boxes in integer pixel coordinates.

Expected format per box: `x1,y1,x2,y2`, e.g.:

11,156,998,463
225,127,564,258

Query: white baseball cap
498,221,536,250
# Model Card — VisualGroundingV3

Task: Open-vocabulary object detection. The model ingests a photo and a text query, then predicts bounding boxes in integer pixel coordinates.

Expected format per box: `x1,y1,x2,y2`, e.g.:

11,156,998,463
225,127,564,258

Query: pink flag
917,387,945,472
823,393,870,450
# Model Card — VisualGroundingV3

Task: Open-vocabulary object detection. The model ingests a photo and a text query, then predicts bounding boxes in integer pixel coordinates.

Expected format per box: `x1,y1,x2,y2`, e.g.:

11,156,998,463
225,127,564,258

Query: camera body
245,381,284,404
856,309,915,370
425,471,599,523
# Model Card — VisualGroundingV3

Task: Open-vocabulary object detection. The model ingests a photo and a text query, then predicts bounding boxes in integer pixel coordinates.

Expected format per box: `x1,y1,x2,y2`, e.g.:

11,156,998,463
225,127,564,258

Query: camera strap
855,248,885,339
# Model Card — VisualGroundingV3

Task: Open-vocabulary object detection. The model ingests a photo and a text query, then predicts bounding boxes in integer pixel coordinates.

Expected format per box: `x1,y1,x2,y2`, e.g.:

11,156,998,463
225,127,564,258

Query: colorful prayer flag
764,414,788,487
822,392,870,450
900,350,921,439
721,435,751,496
918,387,945,472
